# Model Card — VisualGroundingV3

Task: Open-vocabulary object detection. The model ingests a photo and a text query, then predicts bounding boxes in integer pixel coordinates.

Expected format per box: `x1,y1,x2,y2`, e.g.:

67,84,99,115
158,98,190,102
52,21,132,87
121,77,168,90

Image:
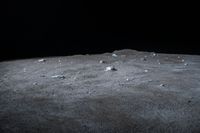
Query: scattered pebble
141,58,147,61
112,53,118,57
105,66,117,71
144,69,148,73
160,84,165,87
144,55,148,58
152,52,156,57
184,63,188,66
38,59,46,62
188,100,192,103
181,59,185,62
157,60,161,65
87,90,92,95
51,75,66,79
126,78,129,81
177,56,181,59
148,79,153,82
40,75,46,77
33,82,38,85
99,60,106,64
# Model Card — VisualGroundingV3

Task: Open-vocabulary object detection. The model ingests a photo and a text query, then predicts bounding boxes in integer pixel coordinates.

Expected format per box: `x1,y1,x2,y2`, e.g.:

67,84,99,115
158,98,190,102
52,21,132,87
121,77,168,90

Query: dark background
0,1,200,61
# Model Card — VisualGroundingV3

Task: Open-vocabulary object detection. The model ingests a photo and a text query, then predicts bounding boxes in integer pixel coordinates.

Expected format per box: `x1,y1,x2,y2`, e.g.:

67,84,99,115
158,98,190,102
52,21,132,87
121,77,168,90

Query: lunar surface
0,49,200,133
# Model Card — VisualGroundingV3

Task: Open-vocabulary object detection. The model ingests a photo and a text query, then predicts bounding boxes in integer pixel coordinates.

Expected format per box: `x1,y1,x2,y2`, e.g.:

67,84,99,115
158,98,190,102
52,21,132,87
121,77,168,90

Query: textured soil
0,49,200,133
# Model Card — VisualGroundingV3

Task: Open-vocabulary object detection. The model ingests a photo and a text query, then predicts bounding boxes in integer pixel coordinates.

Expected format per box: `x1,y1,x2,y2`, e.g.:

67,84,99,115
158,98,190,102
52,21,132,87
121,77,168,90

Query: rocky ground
0,49,200,133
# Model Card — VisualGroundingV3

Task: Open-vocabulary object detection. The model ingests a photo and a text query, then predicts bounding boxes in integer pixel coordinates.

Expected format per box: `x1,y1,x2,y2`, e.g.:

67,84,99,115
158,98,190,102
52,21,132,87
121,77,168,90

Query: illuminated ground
0,49,200,133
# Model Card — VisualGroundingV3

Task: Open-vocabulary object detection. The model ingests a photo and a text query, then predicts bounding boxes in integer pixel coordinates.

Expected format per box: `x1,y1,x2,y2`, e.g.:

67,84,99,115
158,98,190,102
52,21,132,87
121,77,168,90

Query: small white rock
157,60,161,65
126,78,129,81
152,52,156,57
160,84,165,87
99,60,105,64
105,66,117,71
144,69,148,73
33,82,38,85
181,59,185,62
87,90,92,95
112,53,118,57
38,59,46,62
51,75,66,79
184,63,188,66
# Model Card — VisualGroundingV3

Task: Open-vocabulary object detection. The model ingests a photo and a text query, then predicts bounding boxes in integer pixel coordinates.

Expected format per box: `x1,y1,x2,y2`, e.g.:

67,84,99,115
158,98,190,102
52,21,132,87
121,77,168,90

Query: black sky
0,1,200,61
